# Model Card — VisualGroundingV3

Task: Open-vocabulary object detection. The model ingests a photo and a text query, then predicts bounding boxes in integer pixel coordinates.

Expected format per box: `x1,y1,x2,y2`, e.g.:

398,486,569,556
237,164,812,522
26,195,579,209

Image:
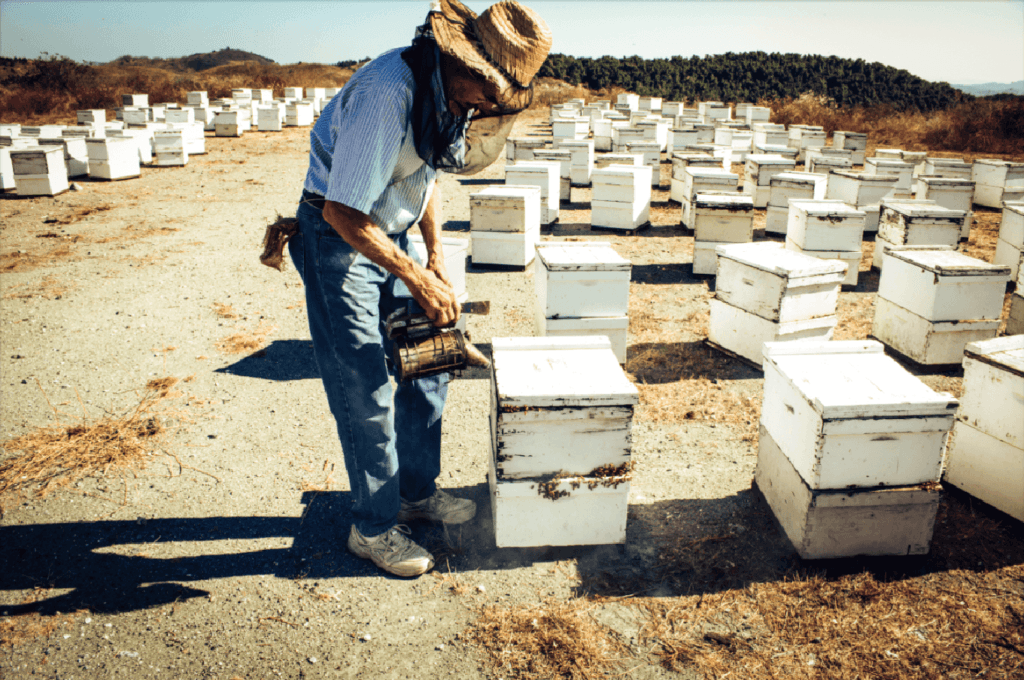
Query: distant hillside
109,48,275,72
953,81,1024,97
539,52,969,112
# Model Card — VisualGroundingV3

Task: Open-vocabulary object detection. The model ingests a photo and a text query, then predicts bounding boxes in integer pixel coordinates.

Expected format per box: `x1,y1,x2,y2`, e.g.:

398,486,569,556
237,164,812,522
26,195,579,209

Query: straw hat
429,0,552,110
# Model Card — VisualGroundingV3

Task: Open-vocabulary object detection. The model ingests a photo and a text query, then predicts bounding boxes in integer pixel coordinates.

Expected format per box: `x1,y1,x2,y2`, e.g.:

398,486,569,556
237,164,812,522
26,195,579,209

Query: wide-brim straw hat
429,0,552,111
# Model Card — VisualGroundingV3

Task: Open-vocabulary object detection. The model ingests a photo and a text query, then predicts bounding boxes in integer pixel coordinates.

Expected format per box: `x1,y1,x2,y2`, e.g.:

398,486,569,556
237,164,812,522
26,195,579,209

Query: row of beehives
418,231,1023,550
0,87,337,196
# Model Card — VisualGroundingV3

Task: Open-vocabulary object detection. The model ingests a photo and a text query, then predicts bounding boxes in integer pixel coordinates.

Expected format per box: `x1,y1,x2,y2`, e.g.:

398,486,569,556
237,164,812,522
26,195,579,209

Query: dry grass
467,598,629,679
0,244,78,274
2,274,74,300
212,302,240,319
0,382,178,502
215,321,276,354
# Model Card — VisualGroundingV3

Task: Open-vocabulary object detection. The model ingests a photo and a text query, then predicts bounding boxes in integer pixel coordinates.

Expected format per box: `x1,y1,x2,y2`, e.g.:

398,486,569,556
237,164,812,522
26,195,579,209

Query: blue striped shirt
303,48,436,235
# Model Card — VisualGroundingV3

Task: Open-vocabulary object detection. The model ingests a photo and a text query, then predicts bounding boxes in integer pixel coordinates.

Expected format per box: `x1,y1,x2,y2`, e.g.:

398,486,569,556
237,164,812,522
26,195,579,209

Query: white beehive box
753,128,790,148
532,149,571,201
680,167,738,224
471,185,542,233
691,193,754,243
552,118,589,141
10,147,69,196
807,155,853,175
897,150,928,175
667,128,698,155
76,109,105,125
595,153,642,170
85,138,140,180
943,336,1024,522
624,141,661,187
825,170,899,207
872,296,999,365
866,158,915,192
876,202,965,261
592,119,613,152
762,340,958,488
40,137,88,177
121,94,148,107
611,126,646,152
923,158,971,180
709,298,836,366
490,335,636,478
282,87,303,100
304,87,325,100
535,242,630,321
638,96,662,111
877,247,1009,322
670,155,720,201
284,103,314,127
914,176,975,238
743,154,796,207
165,108,194,124
715,242,847,323
997,204,1024,251
972,159,1024,208
536,315,629,365
392,235,468,300
831,131,867,165
257,106,283,132
504,137,546,161
592,165,652,206
187,91,208,106
693,240,728,276
592,197,650,231
506,161,560,225
107,129,153,164
784,240,860,287
123,109,149,127
745,106,771,125
250,89,273,103
556,139,595,187
767,172,829,233
471,229,540,268
786,199,866,253
794,130,826,162
756,423,941,559
153,130,188,166
214,110,244,137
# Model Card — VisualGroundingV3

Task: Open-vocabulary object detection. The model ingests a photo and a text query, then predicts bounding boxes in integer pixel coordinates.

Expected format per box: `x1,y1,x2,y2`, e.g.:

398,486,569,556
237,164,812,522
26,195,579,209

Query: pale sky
1,1,1022,85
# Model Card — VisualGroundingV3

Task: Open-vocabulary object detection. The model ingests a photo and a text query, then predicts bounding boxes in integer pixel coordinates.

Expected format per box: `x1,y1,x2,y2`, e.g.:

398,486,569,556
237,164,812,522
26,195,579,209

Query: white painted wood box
153,130,188,166
825,170,899,207
692,240,727,276
756,423,941,559
107,129,153,164
471,185,542,233
592,197,651,231
767,172,829,232
753,127,790,148
535,242,631,321
595,153,642,170
121,94,148,107
872,296,1000,366
532,150,571,201
39,137,88,177
786,199,866,253
10,147,69,196
187,91,208,106
85,138,140,180
690,193,754,243
745,106,771,125
623,141,661,187
923,158,971,180
165,108,194,124
556,139,595,187
611,127,646,152
505,137,549,162
944,420,1023,522
506,161,560,225
877,247,1009,322
283,87,303,100
762,340,958,488
284,103,314,127
807,155,853,175
784,240,860,287
679,167,738,223
709,298,836,366
471,229,540,268
866,158,915,191
715,242,846,323
743,154,796,207
876,202,965,259
536,315,629,365
914,176,975,238
257,106,283,132
667,129,698,155
832,131,867,165
552,118,589,141
998,204,1024,250
592,165,652,206
76,109,105,125
972,159,1024,208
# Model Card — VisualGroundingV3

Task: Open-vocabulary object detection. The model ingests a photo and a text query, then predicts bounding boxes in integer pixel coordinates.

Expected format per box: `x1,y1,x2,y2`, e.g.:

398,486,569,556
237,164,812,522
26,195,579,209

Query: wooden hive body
506,161,560,225
786,199,866,252
624,141,662,186
825,171,898,206
691,193,754,243
923,158,971,180
556,139,595,186
10,147,69,196
709,298,836,365
85,138,140,180
866,158,915,191
876,202,964,253
534,242,630,321
761,341,958,489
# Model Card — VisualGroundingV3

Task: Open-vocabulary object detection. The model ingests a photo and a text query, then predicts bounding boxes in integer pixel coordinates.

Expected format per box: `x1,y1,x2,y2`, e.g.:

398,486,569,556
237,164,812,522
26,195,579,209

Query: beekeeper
287,0,552,577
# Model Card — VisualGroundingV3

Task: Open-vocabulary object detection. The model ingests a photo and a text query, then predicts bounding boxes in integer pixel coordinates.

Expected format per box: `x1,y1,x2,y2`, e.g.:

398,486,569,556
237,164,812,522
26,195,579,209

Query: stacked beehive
805,149,853,175
153,130,187,166
624,141,661,188
691,194,755,275
666,127,698,156
915,176,976,240
679,166,739,227
994,203,1024,279
743,154,796,207
591,164,653,231
865,157,915,199
257,103,284,132
752,123,788,148
923,158,971,179
552,117,588,144
943,336,1023,522
506,161,560,225
469,185,542,268
871,201,966,270
611,126,646,153
86,137,140,181
757,340,957,559
107,129,153,164
531,149,571,202
285,103,314,127
785,199,866,286
636,118,670,151
282,87,303,101
9,147,69,196
39,136,88,178
488,336,637,548
972,159,1024,208
122,94,148,108
187,91,208,107
534,242,631,364
505,137,549,162
765,171,827,234
824,170,899,233
831,131,867,165
788,125,825,162
872,247,1009,364
215,109,250,137
745,106,771,126
557,139,595,188
709,242,845,365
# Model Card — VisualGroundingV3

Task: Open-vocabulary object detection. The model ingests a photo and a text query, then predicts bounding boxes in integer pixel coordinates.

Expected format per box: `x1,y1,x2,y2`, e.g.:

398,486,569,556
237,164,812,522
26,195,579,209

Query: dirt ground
1,110,1022,680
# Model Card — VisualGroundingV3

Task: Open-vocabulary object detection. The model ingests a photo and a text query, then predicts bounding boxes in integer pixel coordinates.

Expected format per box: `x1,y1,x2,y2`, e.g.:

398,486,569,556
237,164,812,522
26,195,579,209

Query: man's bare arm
322,199,459,327
416,185,460,324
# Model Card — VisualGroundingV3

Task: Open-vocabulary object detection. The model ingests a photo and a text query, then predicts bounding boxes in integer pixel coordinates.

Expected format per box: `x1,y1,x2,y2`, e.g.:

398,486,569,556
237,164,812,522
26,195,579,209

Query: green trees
538,52,966,111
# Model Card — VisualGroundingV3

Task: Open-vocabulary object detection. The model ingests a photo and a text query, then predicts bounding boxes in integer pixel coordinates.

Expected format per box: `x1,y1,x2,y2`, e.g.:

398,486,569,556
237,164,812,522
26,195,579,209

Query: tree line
538,52,969,112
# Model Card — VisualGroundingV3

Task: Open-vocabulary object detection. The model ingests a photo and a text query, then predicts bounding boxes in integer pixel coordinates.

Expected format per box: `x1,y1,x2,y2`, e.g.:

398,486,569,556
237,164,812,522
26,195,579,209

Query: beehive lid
473,185,542,200
685,167,738,180
772,171,827,185
536,242,631,272
788,199,865,217
716,242,847,277
964,335,1024,378
836,131,867,138
975,159,1024,168
557,140,593,149
508,161,558,174
625,141,661,151
882,201,965,218
492,337,638,408
830,171,895,182
763,341,959,418
693,193,752,210
917,176,974,187
886,248,1011,277
747,154,792,166
868,158,914,168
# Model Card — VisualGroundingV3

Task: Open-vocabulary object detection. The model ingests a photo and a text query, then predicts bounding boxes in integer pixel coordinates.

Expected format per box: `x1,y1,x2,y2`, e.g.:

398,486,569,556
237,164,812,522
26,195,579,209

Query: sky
1,0,1022,85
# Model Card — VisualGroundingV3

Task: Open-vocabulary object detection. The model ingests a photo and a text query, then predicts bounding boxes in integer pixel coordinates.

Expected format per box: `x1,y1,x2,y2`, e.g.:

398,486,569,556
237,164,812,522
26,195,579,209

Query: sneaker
347,525,434,577
397,488,477,525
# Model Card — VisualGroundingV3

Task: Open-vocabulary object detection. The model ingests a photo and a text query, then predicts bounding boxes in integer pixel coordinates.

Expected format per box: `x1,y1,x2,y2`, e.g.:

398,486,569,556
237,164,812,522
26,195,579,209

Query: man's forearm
417,183,444,267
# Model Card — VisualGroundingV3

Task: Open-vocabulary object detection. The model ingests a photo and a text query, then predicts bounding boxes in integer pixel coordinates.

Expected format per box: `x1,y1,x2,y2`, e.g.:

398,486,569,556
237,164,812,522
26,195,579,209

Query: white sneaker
346,525,434,577
397,489,477,525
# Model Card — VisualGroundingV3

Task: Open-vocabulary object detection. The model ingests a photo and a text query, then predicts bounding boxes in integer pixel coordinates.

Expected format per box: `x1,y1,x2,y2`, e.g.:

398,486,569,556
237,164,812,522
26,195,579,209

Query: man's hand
407,265,459,328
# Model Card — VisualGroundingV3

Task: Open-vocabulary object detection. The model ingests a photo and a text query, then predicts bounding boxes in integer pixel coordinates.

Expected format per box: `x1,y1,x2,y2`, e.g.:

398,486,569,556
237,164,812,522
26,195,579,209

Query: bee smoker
385,302,491,382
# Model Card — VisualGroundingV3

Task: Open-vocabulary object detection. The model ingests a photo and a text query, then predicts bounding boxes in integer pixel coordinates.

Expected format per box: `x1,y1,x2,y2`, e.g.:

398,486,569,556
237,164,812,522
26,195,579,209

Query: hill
953,80,1024,97
539,52,968,112
109,48,276,72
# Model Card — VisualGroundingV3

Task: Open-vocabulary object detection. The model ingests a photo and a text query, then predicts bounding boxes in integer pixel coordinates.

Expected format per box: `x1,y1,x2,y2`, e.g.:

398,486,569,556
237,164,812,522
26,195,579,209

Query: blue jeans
289,198,448,537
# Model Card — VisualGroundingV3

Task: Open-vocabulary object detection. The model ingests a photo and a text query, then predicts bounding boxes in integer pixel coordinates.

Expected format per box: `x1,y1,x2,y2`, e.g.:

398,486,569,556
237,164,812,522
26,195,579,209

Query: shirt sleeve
323,77,410,215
